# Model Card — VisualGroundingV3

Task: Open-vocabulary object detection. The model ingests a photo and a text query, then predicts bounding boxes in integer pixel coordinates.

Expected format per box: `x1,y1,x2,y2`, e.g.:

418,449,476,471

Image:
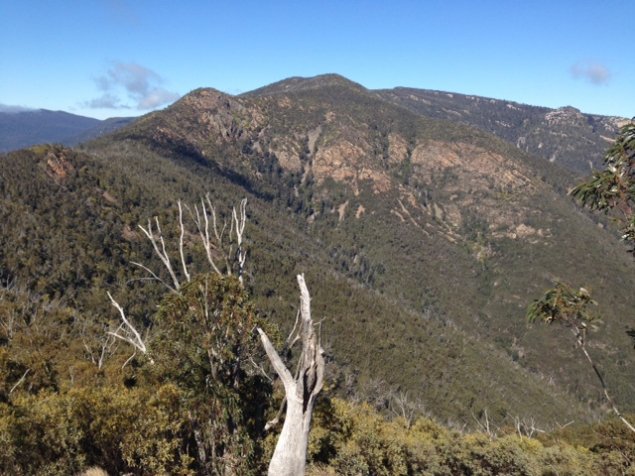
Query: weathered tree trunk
266,394,312,475
258,274,324,476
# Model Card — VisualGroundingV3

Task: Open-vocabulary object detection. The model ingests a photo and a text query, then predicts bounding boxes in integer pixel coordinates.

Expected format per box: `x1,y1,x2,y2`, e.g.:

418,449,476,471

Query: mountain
65,116,136,146
375,87,629,176
2,74,635,429
0,109,135,152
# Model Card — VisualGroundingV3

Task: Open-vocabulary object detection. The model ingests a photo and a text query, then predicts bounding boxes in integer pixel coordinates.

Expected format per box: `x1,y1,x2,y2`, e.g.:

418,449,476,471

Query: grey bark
258,274,325,476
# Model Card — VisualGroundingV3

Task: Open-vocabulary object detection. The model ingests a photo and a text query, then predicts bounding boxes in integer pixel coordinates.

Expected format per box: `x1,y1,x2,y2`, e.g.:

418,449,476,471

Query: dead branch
107,292,153,365
9,368,30,395
231,198,248,285
138,216,181,292
192,196,224,276
178,200,191,283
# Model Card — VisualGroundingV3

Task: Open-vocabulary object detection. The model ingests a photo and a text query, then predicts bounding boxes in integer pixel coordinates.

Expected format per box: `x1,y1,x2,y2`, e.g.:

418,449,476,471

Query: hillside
92,76,635,418
2,74,635,433
0,109,134,152
376,87,629,176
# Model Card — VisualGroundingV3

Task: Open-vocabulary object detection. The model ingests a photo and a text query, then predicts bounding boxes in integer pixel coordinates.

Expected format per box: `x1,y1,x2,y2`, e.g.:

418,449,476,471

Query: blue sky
1,0,633,119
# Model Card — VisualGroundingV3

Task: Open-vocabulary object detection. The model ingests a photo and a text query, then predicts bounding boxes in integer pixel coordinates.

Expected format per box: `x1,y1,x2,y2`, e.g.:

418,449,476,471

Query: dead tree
257,274,325,476
191,195,247,284
107,291,153,366
108,197,248,364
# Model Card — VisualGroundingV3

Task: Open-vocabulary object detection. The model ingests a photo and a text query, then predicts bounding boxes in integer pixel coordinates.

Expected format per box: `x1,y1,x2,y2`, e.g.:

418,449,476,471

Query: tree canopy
571,122,635,251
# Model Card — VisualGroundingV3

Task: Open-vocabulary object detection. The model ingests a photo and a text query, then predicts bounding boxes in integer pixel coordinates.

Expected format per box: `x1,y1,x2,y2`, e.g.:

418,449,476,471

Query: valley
1,74,633,474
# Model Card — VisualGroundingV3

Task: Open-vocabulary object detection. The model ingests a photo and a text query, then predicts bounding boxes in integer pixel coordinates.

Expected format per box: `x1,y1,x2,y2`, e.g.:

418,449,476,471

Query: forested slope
1,74,634,474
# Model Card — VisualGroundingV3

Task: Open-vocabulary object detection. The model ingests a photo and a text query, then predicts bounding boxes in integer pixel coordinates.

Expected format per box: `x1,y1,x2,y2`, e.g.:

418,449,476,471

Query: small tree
106,198,325,473
527,282,635,433
104,197,268,473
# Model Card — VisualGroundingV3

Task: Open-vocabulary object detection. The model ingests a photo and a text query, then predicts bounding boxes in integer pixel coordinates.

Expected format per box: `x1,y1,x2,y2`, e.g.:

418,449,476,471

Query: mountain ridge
3,74,635,428
81,75,635,422
241,73,367,97
375,86,629,175
0,108,135,152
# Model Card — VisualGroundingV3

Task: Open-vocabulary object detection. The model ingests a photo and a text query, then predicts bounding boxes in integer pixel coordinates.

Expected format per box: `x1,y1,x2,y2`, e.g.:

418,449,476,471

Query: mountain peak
242,73,366,97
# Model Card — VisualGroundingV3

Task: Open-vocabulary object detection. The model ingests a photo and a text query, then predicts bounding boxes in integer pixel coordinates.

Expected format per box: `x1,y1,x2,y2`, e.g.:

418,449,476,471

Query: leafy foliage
147,274,273,474
303,397,629,475
571,123,635,250
0,270,274,474
2,79,635,474
526,282,598,332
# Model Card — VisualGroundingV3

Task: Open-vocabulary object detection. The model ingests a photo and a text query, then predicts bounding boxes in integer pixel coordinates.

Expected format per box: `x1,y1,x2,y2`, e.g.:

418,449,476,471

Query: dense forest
1,76,634,474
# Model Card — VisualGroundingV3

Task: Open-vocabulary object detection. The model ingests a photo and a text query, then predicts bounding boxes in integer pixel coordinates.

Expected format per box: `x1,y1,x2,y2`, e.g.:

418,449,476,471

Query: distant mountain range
376,87,629,175
1,74,634,427
1,82,626,175
0,109,135,152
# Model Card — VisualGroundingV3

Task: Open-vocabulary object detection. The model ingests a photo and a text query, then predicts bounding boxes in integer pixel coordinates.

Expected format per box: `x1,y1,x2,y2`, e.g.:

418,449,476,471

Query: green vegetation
527,123,635,434
378,86,624,176
0,272,272,475
1,269,633,473
1,77,634,472
571,122,635,251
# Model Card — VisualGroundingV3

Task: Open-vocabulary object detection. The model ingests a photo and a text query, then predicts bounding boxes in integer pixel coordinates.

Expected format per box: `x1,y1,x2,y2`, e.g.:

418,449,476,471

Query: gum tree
528,122,635,434
570,122,635,251
527,283,635,433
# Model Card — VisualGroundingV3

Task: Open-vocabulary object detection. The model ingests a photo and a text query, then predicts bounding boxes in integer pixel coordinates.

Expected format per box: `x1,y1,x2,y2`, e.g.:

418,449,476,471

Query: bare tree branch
571,327,635,433
258,328,295,394
9,368,30,395
192,196,226,276
130,261,178,294
138,217,181,291
232,199,248,285
178,200,191,283
107,292,153,365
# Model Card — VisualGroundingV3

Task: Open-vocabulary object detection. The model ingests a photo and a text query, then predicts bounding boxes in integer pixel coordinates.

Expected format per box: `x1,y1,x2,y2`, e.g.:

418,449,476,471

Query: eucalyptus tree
527,122,635,434
527,283,635,433
570,122,635,251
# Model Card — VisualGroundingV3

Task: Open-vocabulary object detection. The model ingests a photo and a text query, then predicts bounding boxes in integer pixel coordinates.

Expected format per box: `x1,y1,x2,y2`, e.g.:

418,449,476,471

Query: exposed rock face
544,106,585,126
44,148,75,183
117,76,566,249
377,87,627,175
62,73,635,424
387,133,409,164
411,141,531,190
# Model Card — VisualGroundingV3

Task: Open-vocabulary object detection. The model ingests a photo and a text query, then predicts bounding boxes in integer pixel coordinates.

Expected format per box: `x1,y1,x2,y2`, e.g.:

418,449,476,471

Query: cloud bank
0,104,36,113
86,62,180,110
570,61,611,85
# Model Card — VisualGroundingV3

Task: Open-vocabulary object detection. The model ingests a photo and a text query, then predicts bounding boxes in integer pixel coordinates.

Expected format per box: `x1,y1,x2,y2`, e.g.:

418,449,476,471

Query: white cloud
570,61,611,85
0,104,35,113
86,62,180,110
85,93,127,109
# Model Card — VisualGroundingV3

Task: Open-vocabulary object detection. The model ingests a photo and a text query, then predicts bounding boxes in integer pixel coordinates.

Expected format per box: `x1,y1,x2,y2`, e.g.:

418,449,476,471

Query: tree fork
258,274,325,476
